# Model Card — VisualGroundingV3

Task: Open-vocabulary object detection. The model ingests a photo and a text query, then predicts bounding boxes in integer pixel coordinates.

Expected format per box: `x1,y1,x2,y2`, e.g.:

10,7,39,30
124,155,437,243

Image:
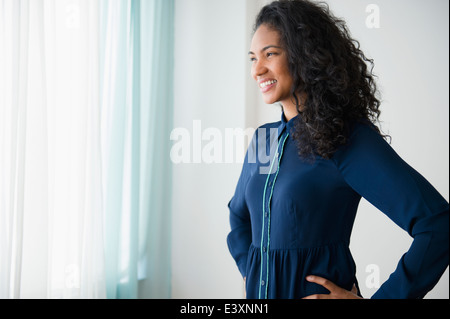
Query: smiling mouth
259,80,277,89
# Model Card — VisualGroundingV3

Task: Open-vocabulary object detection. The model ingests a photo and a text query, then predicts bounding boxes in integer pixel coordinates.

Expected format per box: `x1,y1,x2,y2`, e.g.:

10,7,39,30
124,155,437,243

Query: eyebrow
248,45,283,55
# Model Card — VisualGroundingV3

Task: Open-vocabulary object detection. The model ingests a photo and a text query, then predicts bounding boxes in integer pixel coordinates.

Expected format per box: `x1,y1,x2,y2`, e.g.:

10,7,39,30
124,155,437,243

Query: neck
281,92,306,121
282,104,299,122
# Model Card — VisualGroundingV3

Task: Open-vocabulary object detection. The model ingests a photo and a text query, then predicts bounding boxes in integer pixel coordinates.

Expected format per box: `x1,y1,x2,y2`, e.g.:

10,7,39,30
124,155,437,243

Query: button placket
259,132,289,299
260,173,273,298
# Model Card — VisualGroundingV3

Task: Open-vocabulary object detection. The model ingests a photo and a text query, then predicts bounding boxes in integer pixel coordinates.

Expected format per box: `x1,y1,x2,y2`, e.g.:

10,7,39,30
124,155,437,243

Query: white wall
171,0,248,298
172,0,449,299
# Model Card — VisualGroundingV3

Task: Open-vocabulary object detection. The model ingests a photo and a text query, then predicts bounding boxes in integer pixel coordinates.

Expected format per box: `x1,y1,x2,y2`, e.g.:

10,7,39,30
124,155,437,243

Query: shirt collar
278,111,300,138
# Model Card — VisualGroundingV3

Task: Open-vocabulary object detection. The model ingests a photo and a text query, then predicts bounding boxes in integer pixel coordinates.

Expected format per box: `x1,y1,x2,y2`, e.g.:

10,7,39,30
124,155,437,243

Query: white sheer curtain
1,0,174,299
0,0,105,298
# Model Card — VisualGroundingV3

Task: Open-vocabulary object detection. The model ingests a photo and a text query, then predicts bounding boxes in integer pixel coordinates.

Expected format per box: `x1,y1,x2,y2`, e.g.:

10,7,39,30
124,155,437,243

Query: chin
262,94,279,105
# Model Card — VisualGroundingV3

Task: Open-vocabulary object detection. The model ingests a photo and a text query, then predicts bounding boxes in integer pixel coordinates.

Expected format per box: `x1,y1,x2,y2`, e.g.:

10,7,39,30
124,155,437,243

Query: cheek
275,63,293,88
278,75,293,94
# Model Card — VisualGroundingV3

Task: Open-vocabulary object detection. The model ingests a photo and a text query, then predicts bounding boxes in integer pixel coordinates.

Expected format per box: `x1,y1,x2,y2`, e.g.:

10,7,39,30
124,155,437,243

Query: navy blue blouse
227,112,449,299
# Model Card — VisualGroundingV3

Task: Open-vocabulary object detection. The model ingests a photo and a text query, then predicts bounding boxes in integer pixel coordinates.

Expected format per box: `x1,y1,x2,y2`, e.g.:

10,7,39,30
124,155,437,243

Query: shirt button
264,212,268,218
263,246,266,252
261,280,265,286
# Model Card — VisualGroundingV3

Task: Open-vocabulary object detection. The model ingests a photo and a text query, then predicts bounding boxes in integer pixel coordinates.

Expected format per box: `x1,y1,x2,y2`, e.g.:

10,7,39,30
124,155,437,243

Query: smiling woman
249,37,296,122
227,0,449,300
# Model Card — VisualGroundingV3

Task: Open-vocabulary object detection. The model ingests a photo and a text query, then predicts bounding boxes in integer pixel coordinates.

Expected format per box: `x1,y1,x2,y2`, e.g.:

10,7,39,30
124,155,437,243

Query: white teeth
259,80,277,88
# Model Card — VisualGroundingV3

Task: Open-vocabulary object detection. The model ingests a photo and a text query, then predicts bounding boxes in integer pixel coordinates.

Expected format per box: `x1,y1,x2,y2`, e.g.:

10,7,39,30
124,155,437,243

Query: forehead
250,24,282,50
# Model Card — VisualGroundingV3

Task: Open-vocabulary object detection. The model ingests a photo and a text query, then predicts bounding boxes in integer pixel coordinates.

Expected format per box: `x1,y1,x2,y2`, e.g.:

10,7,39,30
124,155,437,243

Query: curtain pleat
101,0,174,299
138,0,174,299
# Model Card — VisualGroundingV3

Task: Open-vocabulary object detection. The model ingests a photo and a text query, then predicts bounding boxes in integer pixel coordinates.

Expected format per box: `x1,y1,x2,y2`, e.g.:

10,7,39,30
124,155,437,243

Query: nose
252,59,268,81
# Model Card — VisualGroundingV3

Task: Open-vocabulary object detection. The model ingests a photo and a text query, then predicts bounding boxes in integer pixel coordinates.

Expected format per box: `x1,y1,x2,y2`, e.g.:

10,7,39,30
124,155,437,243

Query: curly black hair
255,0,386,159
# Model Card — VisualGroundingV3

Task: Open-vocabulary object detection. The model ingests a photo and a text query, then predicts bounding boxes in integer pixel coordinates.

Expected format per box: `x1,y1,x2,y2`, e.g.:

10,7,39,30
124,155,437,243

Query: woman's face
249,24,294,107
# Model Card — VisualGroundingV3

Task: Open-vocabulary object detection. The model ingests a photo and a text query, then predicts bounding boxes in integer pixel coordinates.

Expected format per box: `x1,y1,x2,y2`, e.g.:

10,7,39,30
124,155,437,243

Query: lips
258,79,277,93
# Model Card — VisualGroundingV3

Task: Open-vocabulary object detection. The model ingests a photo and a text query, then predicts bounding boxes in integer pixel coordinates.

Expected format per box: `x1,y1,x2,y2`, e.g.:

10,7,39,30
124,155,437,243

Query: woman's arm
330,123,449,299
226,132,257,278
227,194,252,278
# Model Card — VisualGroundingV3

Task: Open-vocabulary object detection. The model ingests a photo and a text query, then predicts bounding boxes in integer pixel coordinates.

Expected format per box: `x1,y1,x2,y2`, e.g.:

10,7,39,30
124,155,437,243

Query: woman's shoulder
344,119,389,147
332,120,391,161
257,120,282,130
348,119,383,138
250,120,282,140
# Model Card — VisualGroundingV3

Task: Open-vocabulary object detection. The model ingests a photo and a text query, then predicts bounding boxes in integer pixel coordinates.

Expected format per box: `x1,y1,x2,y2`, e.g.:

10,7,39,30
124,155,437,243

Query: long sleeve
332,122,449,299
227,133,257,278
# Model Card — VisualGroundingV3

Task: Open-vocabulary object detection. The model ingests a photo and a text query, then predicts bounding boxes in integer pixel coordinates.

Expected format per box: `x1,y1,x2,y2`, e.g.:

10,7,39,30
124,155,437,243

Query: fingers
351,284,358,295
304,276,362,299
302,294,330,299
306,275,338,293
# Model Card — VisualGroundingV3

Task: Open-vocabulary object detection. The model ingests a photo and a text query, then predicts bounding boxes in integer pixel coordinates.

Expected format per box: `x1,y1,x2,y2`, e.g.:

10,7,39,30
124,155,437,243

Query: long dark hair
255,0,386,159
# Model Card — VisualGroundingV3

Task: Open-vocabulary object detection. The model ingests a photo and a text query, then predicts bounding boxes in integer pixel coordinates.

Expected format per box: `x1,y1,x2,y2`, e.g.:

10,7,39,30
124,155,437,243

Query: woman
227,0,449,299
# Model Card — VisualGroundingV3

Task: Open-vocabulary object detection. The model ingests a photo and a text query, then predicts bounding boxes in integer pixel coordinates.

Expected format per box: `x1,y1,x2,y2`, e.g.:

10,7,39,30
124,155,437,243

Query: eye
249,57,257,62
267,52,277,58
